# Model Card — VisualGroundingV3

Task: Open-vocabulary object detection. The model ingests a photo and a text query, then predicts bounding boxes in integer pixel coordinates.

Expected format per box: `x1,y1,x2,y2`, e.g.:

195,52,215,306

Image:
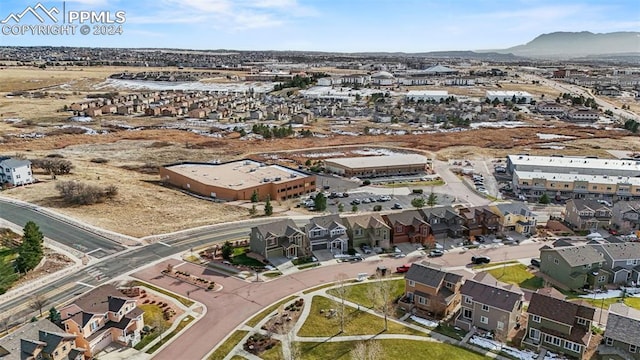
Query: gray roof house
590,242,640,285
600,303,640,360
0,157,34,187
455,272,524,341
401,263,463,319
305,214,348,254
564,199,612,231
0,319,83,360
250,219,307,260
611,201,640,234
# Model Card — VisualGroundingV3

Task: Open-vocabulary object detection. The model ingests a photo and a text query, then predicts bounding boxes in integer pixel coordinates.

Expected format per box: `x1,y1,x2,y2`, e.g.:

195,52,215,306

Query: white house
0,157,34,186
371,71,395,86
405,90,450,102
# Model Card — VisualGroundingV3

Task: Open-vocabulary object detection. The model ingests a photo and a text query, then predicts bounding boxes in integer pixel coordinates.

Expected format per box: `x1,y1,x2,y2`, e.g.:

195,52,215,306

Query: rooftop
406,90,449,97
514,170,640,186
324,154,429,169
508,155,640,174
542,244,604,267
163,160,310,190
486,90,533,97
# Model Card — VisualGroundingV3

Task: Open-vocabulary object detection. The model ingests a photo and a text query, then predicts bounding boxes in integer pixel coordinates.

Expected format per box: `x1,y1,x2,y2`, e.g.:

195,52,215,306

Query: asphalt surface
0,200,125,257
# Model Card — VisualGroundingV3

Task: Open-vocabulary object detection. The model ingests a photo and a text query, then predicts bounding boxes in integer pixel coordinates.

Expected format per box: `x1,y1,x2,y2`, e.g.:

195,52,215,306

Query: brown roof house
522,288,596,359
599,303,640,360
383,210,430,245
249,219,308,260
455,272,524,342
458,206,501,237
399,262,463,319
0,319,84,360
59,284,144,358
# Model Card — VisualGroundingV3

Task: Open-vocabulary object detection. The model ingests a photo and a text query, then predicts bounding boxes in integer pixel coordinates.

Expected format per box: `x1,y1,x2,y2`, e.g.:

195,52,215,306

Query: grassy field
0,247,19,295
260,342,284,360
433,323,467,341
294,339,489,360
207,330,249,360
486,264,544,290
146,315,195,354
326,279,405,308
231,253,264,267
297,296,426,337
575,296,640,310
245,295,298,328
134,304,170,350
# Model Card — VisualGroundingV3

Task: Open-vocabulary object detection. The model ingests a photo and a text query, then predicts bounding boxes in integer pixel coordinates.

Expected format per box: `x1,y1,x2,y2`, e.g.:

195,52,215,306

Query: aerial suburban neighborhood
0,1,639,360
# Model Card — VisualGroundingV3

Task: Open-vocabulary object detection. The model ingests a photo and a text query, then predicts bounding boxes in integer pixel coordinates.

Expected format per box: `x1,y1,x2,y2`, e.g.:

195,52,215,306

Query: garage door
311,242,328,251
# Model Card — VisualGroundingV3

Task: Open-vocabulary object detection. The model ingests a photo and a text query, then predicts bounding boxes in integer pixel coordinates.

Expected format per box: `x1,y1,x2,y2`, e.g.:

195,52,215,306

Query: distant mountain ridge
493,31,640,58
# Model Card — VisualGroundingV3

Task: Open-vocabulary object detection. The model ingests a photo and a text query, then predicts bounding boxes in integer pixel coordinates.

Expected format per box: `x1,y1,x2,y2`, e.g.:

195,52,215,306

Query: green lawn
133,304,170,350
382,180,445,187
432,323,467,341
229,356,246,360
130,281,194,307
245,295,297,328
232,247,249,257
472,260,519,270
262,271,283,278
326,279,405,308
231,253,265,267
0,247,18,295
207,330,248,360
576,296,640,310
146,315,195,354
295,339,489,360
486,264,544,290
260,342,283,360
297,296,426,337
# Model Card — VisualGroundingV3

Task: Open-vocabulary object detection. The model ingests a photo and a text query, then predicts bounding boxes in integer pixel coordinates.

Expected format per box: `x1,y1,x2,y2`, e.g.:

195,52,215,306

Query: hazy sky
1,0,638,51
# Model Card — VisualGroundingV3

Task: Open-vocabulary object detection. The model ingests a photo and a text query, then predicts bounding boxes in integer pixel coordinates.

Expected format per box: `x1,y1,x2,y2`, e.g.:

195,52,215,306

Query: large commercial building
324,154,430,178
507,155,640,202
160,160,316,201
405,90,450,102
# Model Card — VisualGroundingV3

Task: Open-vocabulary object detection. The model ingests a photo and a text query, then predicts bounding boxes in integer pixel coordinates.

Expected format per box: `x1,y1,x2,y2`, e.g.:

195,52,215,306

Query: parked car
391,203,403,209
362,198,371,204
393,246,402,253
428,250,444,257
376,266,388,276
471,256,491,265
396,263,412,273
475,235,486,243
351,199,361,205
360,244,372,254
394,253,407,258
342,192,349,198
530,258,541,267
608,228,618,235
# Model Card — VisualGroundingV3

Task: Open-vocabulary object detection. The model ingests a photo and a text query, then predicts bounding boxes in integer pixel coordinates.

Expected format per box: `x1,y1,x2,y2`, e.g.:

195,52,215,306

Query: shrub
32,158,74,175
412,188,424,194
362,180,371,186
90,158,109,164
55,181,119,205
373,205,382,211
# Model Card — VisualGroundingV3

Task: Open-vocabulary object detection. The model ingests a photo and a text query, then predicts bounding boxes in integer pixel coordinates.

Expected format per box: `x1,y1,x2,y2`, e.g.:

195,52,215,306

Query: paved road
0,200,125,258
432,160,491,206
140,241,544,360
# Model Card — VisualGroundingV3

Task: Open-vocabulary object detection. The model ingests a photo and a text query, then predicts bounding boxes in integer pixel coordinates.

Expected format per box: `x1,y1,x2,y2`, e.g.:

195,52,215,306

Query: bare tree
367,272,394,331
333,273,350,334
0,315,13,336
30,294,48,318
351,340,382,360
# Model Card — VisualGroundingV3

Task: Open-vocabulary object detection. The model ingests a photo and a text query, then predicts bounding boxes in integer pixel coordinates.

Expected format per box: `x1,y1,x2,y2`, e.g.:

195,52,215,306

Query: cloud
128,0,316,30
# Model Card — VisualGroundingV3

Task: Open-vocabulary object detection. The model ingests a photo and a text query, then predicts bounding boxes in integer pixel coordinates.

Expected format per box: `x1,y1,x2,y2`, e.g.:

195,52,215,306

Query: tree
0,259,18,295
305,159,312,166
351,204,358,213
333,273,350,334
250,190,259,203
314,192,327,212
30,294,47,317
264,196,273,216
337,203,344,213
426,192,438,207
367,273,394,331
351,340,382,360
539,193,551,204
48,307,61,325
411,197,425,208
15,221,44,273
221,241,233,261
248,204,258,216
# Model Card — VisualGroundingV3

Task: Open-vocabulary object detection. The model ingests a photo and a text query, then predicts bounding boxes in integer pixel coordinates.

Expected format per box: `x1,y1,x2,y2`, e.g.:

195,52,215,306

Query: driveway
137,241,543,360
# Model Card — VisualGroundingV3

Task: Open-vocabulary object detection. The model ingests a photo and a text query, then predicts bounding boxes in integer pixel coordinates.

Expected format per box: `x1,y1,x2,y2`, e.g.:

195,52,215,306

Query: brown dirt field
1,157,248,237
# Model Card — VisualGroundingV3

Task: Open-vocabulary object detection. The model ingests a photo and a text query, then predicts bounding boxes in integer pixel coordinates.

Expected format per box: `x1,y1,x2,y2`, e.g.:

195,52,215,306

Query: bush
90,158,109,164
373,205,382,211
55,181,118,205
362,180,371,186
412,189,424,194
32,158,74,175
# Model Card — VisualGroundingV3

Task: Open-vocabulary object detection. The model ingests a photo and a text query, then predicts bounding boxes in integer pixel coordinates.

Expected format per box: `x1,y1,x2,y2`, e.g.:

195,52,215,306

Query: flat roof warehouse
325,154,430,169
163,160,308,190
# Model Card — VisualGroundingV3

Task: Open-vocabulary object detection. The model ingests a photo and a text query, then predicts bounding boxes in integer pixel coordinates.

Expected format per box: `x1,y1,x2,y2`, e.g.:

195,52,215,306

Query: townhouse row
249,203,537,260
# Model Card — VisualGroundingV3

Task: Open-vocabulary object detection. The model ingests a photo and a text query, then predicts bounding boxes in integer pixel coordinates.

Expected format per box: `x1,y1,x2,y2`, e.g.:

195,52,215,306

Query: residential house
419,206,466,241
565,199,612,231
493,202,538,235
400,262,463,319
536,102,568,116
342,214,391,250
611,201,640,233
249,219,307,260
0,157,34,186
540,244,606,290
85,107,102,117
59,284,144,358
305,215,348,254
590,242,640,285
383,210,430,245
567,108,600,123
522,288,595,359
0,319,84,360
455,272,524,341
457,206,501,237
599,303,640,360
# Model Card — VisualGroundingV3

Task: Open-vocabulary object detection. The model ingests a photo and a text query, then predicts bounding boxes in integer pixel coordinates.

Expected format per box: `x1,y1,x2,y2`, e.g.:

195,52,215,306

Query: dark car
360,244,372,254
530,258,541,267
475,235,486,243
471,256,491,265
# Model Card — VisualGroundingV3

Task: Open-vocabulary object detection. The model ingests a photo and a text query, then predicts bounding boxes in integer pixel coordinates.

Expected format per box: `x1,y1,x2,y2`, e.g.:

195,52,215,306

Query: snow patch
579,290,622,299
409,315,439,328
536,133,576,140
